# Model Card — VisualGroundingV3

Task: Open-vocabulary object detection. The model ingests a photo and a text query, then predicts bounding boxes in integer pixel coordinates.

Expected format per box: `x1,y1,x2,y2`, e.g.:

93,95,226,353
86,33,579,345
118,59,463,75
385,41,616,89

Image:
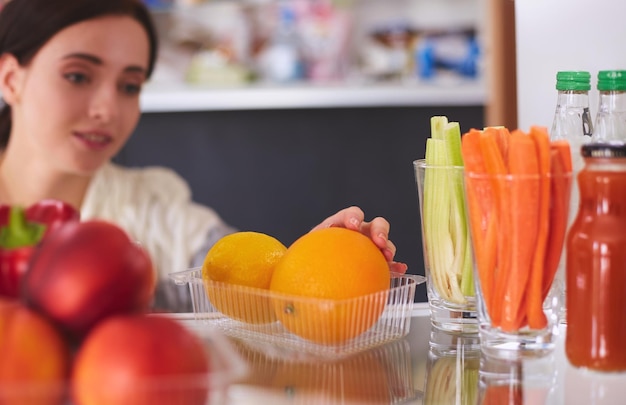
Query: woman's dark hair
0,0,158,148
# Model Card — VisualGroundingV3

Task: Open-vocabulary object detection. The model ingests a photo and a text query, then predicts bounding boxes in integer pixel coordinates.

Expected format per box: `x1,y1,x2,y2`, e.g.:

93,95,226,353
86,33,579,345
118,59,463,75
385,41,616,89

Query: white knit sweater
80,162,234,311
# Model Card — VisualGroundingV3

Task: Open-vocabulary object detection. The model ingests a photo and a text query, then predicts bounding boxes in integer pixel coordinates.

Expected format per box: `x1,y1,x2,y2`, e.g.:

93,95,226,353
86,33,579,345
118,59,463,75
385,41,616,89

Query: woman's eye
120,82,142,95
64,72,89,84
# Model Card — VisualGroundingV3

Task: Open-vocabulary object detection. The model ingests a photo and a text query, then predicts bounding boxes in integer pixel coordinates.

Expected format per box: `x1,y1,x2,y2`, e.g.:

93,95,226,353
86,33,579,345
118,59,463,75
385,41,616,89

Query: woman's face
6,15,150,175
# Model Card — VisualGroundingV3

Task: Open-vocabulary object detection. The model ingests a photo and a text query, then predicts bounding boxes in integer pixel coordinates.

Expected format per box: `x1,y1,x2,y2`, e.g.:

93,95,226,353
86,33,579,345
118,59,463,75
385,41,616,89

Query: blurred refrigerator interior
144,0,485,87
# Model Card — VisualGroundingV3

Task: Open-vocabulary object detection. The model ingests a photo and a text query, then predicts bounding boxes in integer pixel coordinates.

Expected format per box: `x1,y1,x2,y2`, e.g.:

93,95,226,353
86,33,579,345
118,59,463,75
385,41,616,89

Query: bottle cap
582,143,626,158
556,71,591,91
597,70,626,91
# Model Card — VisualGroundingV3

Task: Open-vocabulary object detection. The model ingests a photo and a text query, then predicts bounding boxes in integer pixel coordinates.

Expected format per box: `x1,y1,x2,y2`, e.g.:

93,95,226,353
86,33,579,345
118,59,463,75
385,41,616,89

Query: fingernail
349,217,360,227
393,262,408,273
378,232,387,241
383,248,394,261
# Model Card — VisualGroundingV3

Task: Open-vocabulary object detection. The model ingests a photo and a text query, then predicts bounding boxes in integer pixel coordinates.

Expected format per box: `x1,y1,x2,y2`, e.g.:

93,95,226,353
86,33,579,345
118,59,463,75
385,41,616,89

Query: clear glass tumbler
414,159,477,333
464,170,572,359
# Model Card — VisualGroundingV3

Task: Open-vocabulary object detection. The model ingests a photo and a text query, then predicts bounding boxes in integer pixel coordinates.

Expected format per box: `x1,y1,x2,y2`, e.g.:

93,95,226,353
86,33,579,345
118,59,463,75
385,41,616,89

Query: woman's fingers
389,261,409,274
312,207,408,272
311,206,364,231
358,216,391,251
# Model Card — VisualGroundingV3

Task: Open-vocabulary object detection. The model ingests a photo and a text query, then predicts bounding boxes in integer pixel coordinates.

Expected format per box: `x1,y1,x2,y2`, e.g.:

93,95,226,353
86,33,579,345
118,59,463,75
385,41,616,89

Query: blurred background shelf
140,79,487,112
144,0,489,114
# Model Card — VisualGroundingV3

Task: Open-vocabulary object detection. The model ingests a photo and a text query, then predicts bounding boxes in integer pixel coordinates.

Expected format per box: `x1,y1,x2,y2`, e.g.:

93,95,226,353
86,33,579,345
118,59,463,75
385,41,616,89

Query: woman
0,0,406,311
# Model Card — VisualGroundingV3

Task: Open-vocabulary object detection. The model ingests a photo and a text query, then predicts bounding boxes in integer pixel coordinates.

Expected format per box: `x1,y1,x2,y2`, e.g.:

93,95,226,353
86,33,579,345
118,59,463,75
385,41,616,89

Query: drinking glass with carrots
462,125,572,358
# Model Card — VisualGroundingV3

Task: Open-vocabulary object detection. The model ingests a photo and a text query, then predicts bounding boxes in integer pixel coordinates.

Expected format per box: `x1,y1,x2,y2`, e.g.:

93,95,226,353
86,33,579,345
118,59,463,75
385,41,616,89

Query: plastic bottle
566,143,626,372
592,70,626,144
258,2,303,83
549,71,592,323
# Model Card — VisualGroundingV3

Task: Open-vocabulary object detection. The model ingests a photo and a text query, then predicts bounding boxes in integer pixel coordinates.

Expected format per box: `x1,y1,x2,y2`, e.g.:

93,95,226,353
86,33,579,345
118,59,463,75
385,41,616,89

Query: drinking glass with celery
415,116,475,331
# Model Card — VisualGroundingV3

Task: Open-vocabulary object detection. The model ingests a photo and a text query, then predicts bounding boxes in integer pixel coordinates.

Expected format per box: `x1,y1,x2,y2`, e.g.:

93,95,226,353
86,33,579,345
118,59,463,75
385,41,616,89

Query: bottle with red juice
566,143,626,372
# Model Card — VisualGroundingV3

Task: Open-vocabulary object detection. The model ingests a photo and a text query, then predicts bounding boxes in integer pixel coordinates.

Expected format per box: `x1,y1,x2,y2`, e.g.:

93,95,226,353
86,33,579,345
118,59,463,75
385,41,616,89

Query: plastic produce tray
170,268,425,358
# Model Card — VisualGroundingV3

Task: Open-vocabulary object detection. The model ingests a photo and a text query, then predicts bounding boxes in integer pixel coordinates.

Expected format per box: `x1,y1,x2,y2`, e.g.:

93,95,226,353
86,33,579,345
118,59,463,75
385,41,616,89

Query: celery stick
442,122,463,166
461,237,475,296
443,122,474,298
425,135,462,303
422,116,473,304
424,138,455,300
442,122,466,287
431,115,448,140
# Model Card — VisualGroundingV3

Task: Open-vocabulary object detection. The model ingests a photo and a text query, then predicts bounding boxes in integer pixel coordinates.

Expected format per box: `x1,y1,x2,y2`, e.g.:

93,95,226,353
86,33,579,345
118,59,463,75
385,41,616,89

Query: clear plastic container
170,267,425,358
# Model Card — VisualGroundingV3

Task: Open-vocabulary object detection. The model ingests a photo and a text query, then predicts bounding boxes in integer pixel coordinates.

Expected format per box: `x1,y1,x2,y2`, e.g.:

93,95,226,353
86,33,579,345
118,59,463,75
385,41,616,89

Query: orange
201,231,287,324
269,227,390,344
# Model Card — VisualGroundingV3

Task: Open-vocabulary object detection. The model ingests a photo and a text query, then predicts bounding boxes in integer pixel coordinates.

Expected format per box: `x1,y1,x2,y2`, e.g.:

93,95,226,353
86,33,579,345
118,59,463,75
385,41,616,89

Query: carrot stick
526,126,551,329
479,128,510,326
500,130,539,332
483,213,498,308
542,141,573,299
462,129,487,173
552,139,573,172
482,127,509,167
493,126,510,168
515,297,528,329
462,129,495,312
463,130,493,234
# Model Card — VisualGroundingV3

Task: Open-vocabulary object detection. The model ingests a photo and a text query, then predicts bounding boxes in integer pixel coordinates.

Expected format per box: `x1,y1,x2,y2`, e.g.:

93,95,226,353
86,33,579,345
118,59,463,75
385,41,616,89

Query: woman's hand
311,206,408,274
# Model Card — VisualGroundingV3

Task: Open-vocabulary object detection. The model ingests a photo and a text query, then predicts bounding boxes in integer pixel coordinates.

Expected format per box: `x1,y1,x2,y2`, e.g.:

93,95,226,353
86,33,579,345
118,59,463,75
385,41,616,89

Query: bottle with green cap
549,70,592,325
592,70,626,143
550,71,593,141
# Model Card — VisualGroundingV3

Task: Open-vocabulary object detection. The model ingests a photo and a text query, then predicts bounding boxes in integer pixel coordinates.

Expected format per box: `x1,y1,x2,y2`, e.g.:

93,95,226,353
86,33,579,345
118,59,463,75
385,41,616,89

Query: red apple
22,220,155,339
71,314,211,405
0,298,71,405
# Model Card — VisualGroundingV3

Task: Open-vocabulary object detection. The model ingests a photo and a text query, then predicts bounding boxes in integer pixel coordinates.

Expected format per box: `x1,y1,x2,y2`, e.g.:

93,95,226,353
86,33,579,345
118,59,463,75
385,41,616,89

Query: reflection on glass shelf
424,328,480,404
228,337,418,404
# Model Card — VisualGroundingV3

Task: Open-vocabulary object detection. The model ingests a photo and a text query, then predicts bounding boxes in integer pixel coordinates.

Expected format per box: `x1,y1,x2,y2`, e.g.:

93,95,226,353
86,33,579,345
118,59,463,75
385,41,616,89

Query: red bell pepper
0,200,80,298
